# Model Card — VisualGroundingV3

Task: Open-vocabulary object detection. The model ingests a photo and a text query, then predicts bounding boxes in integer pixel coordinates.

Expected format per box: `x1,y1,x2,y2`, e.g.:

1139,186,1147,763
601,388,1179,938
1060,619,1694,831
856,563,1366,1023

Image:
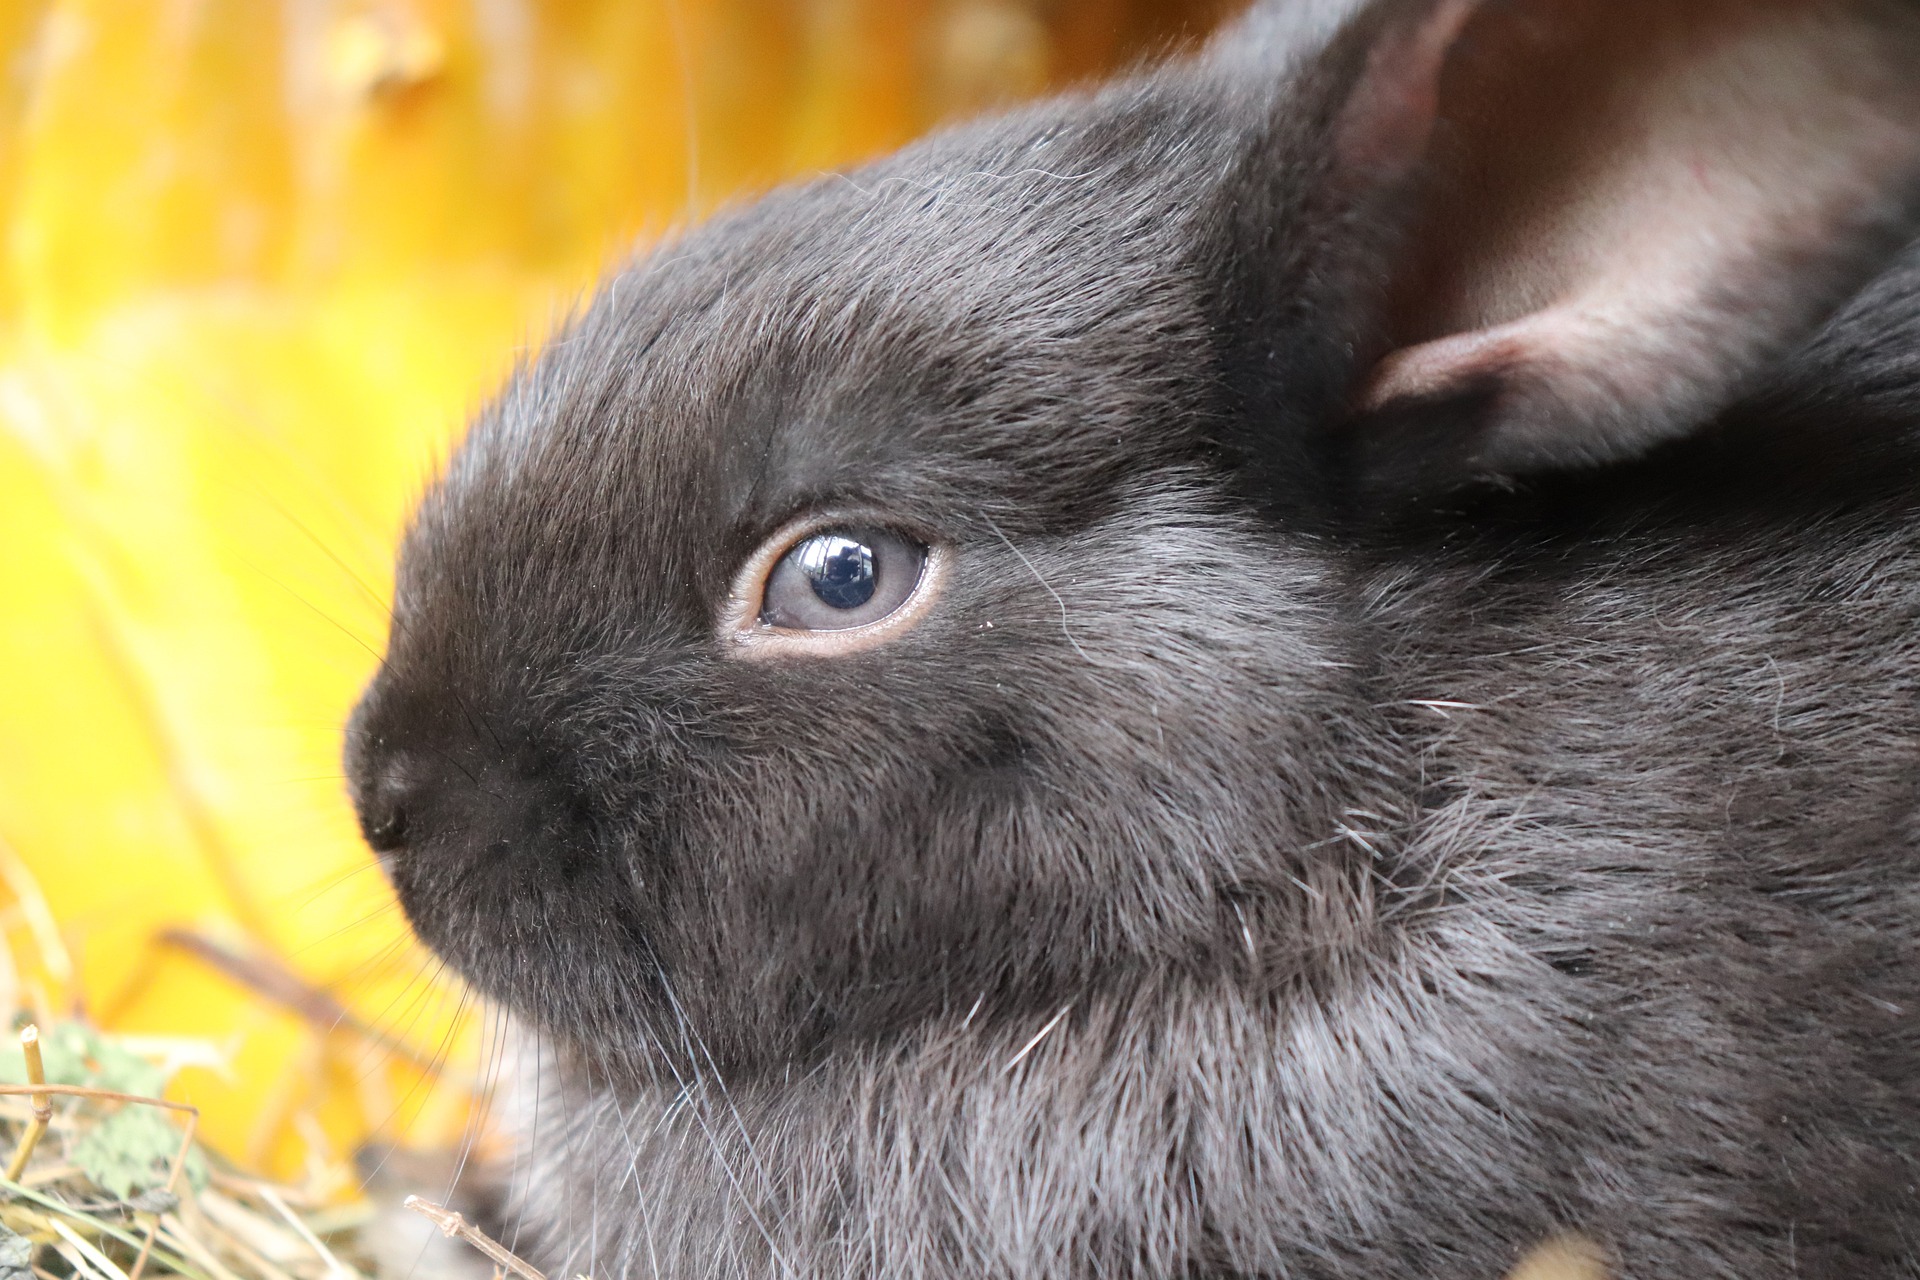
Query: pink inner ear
1356,0,1920,476
1333,0,1483,183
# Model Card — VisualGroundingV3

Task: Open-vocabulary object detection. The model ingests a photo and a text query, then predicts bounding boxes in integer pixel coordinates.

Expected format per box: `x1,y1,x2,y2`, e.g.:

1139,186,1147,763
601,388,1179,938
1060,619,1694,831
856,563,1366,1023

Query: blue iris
795,534,877,609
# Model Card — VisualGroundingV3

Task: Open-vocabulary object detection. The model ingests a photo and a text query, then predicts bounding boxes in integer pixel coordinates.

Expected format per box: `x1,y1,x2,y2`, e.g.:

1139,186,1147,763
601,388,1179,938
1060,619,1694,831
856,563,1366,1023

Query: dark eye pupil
796,535,876,609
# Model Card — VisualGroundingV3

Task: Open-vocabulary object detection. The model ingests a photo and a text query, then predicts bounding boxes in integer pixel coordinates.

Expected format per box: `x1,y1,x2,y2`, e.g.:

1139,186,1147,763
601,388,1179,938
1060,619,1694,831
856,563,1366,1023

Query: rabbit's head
347,0,1920,1078
344,93,1379,1071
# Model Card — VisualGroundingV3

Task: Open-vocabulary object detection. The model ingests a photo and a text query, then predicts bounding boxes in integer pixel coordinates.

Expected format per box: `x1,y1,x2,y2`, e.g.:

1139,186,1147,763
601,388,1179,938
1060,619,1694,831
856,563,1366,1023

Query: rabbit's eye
725,522,946,658
764,528,923,629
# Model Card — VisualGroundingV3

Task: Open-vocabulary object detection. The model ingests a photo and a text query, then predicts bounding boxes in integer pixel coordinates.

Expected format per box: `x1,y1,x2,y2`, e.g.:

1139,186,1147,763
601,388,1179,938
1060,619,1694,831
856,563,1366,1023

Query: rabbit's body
501,321,1920,1278
349,2,1920,1276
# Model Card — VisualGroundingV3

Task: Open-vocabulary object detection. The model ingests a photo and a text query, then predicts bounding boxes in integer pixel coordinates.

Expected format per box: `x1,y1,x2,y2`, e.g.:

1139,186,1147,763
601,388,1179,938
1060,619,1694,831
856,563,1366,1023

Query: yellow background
0,0,1229,1188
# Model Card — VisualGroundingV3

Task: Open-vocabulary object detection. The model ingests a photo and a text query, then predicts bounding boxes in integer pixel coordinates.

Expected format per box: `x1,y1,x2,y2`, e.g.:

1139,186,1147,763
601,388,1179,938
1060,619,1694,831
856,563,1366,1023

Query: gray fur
346,2,1920,1276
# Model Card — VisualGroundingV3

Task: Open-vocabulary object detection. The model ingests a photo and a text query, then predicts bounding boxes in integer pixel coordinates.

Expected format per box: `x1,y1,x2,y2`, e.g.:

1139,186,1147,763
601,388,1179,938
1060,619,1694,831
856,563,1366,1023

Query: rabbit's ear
1318,0,1920,494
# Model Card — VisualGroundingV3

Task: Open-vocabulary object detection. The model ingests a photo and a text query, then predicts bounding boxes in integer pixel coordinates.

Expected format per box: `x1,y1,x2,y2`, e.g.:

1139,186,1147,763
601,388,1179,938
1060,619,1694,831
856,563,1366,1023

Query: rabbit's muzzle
344,677,664,1057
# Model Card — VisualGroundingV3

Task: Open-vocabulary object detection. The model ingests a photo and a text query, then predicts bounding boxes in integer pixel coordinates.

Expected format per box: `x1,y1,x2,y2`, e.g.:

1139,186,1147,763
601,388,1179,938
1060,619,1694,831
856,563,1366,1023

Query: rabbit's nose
354,763,418,855
358,789,411,853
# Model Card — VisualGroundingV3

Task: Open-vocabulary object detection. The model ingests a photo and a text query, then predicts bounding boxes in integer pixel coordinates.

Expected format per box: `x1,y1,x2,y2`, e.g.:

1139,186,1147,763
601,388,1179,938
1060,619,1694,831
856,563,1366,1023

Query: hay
0,1020,382,1280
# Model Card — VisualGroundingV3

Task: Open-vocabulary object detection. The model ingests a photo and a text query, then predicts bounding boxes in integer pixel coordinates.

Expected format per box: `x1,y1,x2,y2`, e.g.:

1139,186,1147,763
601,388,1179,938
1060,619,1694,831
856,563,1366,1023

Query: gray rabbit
346,0,1920,1275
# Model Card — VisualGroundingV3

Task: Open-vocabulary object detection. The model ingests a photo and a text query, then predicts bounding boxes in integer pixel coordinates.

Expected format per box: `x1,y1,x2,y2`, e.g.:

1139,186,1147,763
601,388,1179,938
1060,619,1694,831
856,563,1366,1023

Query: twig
0,1080,199,1193
125,1216,159,1280
187,1203,302,1280
0,1082,198,1115
154,931,454,1078
51,1239,110,1280
5,1026,52,1180
156,1216,245,1280
404,1196,548,1280
252,1182,354,1279
50,1217,132,1280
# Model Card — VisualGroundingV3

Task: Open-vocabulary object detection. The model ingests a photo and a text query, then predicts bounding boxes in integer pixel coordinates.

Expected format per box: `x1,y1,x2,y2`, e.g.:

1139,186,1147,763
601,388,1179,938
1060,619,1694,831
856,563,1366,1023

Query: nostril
360,802,410,853
352,754,421,855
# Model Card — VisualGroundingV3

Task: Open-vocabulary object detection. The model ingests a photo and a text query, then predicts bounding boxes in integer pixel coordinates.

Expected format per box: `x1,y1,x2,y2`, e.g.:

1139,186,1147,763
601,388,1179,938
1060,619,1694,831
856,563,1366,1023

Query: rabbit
344,0,1920,1276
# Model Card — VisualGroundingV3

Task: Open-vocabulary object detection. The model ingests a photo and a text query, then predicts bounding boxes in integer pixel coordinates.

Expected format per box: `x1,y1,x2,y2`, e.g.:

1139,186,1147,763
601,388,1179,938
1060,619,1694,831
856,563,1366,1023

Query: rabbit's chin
486,951,1577,1280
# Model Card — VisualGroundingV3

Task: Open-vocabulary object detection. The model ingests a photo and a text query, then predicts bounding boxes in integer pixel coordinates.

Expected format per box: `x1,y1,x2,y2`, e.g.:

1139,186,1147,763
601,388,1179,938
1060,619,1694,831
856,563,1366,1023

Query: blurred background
0,0,1236,1199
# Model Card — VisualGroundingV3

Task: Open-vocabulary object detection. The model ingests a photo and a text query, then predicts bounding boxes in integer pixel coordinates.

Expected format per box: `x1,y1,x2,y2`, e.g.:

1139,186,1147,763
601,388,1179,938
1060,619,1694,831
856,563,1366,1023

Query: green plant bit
0,1079,200,1280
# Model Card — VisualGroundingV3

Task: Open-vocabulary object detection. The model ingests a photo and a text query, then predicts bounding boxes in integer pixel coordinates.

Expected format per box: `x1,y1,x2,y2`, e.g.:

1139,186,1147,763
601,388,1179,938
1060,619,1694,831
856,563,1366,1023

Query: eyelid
720,513,949,660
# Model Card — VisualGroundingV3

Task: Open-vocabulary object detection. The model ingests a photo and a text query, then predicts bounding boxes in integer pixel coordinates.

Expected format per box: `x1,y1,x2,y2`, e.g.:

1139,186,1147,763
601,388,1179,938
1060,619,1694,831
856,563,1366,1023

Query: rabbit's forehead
398,109,1226,668
505,184,1200,501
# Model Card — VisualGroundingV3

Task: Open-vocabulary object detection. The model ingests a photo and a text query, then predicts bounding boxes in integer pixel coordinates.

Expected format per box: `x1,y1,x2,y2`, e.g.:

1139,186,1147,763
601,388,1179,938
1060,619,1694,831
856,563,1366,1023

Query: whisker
651,967,795,1278
981,514,1092,663
260,491,395,621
